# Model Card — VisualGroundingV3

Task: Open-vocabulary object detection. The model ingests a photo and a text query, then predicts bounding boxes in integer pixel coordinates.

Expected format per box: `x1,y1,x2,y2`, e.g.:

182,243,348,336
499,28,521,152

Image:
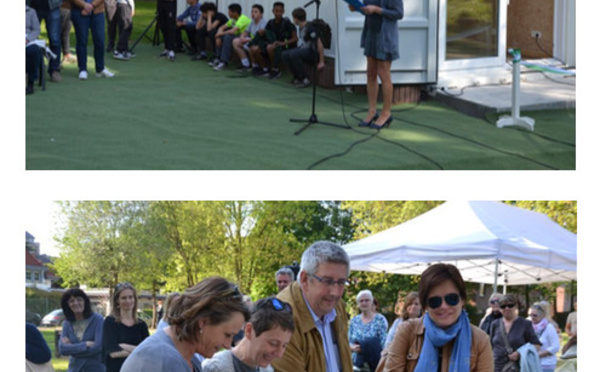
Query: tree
53,201,150,290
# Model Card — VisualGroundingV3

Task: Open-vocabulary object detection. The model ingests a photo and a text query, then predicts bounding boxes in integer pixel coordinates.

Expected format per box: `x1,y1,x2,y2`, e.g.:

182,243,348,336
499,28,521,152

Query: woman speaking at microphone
349,0,403,129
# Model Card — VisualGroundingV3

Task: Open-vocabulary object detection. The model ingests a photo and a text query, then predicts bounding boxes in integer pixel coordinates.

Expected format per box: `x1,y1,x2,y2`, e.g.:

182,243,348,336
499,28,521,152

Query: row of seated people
171,1,325,88
26,0,325,94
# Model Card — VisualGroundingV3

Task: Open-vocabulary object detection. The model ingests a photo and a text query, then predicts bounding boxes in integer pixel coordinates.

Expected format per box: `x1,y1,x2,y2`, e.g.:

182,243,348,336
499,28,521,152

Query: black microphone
304,0,320,8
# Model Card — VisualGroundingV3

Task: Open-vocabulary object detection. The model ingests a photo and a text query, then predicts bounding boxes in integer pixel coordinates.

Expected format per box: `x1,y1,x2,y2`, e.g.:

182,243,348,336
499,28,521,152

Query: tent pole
493,258,499,294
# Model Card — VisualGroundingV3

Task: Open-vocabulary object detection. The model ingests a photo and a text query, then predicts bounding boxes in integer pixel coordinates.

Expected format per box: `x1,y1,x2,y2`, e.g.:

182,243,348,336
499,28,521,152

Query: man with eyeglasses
271,241,353,372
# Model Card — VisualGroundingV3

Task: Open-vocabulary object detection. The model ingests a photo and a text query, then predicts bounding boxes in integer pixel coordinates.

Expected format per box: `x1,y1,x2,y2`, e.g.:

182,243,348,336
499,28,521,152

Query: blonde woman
383,291,421,353
102,282,149,372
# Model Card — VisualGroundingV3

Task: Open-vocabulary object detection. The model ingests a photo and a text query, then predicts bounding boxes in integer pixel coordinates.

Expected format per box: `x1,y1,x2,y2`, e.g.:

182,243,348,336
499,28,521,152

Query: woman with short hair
102,282,149,372
202,296,295,372
59,288,105,372
529,303,559,372
489,294,541,372
121,277,251,372
349,289,389,371
379,263,493,372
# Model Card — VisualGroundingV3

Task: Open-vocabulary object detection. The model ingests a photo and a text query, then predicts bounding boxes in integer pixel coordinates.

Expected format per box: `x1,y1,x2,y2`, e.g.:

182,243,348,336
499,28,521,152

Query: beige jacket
271,282,353,372
377,317,493,372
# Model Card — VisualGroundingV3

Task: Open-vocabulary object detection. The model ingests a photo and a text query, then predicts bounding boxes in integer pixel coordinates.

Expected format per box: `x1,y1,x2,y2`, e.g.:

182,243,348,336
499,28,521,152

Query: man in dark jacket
480,293,503,336
29,0,63,82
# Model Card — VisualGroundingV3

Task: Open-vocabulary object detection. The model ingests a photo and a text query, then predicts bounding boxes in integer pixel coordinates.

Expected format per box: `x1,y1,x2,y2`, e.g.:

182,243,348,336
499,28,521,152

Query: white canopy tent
343,201,576,292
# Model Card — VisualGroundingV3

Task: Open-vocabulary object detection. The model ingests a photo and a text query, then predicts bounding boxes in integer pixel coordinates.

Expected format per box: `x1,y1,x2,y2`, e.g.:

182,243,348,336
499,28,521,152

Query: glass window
446,0,499,60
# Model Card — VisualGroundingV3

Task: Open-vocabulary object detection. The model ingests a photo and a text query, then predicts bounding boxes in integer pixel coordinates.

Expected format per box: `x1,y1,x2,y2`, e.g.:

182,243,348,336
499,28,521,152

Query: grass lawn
26,1,575,170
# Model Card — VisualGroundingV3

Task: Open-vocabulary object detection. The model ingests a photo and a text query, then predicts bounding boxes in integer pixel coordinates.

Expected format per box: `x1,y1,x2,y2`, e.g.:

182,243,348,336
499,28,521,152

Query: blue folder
343,0,367,15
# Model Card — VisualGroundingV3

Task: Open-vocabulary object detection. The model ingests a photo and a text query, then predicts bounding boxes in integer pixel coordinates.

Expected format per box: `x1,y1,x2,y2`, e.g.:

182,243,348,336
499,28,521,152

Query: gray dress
360,0,404,61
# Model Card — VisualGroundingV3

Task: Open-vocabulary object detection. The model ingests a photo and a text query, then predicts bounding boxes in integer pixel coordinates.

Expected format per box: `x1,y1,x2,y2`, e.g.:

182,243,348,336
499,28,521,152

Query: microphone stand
289,0,351,135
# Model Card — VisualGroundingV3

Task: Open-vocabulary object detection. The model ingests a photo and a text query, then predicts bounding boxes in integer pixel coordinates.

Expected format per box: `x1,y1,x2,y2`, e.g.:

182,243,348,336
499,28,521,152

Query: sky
25,200,63,257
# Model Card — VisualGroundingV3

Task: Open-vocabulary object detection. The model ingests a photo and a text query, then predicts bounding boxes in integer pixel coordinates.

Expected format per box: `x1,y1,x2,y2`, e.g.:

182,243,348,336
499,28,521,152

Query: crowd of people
25,0,330,95
26,240,577,372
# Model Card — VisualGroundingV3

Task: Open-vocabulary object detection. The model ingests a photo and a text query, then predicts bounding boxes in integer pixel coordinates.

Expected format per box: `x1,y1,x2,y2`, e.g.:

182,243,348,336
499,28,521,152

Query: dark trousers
26,44,42,84
71,9,105,73
158,0,177,51
176,23,198,52
33,6,61,73
106,1,133,52
282,46,317,79
197,25,218,54
105,0,117,50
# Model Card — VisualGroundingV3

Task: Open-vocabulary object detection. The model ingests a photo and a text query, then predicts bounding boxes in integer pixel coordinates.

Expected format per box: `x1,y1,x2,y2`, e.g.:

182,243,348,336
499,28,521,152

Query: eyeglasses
255,298,292,313
490,300,499,305
500,303,516,309
528,313,539,318
309,273,348,288
427,293,460,309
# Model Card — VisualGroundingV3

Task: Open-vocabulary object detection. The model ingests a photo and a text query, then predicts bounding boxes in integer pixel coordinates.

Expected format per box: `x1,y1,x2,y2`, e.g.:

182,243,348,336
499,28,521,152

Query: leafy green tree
53,201,149,290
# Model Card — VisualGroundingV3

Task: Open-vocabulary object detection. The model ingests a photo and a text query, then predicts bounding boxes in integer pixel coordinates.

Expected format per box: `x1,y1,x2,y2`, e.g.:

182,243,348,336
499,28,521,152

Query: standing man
158,0,177,60
272,241,353,372
30,0,63,82
275,267,294,293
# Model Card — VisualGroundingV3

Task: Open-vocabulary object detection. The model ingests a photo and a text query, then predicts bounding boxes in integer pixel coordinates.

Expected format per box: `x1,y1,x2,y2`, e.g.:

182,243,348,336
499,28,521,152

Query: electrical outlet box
531,30,542,39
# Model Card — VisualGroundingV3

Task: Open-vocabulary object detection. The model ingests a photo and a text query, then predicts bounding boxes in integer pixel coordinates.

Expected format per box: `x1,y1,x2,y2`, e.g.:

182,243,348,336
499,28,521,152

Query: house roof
26,251,44,267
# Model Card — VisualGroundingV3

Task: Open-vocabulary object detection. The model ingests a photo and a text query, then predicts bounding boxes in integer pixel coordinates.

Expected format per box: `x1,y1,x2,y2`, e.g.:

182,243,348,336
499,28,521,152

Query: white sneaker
213,62,227,71
168,51,175,61
113,51,130,61
96,69,115,78
79,70,88,80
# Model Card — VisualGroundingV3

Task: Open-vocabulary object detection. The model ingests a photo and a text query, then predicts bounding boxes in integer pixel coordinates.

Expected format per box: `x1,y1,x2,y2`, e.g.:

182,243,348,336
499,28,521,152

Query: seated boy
175,0,201,54
231,4,267,72
281,8,325,87
249,2,297,78
212,3,251,71
193,2,228,61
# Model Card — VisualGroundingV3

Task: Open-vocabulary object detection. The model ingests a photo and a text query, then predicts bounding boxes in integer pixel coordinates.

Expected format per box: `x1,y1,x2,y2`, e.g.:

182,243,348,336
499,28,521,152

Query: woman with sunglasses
489,294,541,372
383,291,422,354
528,303,560,372
58,288,105,372
102,282,149,372
479,293,503,336
202,296,295,372
121,277,250,372
379,263,492,372
349,289,388,371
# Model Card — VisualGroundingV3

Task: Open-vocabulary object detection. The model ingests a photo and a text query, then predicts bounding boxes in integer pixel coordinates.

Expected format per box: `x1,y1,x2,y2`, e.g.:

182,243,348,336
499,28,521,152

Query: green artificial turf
26,1,575,170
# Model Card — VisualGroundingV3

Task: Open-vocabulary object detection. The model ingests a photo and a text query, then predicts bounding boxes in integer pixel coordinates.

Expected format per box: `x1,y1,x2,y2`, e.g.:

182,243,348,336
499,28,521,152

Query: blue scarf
414,310,472,372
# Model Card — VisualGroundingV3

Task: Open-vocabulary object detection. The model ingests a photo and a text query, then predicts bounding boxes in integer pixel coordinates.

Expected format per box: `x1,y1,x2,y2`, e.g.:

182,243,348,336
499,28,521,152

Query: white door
439,0,508,75
335,0,438,85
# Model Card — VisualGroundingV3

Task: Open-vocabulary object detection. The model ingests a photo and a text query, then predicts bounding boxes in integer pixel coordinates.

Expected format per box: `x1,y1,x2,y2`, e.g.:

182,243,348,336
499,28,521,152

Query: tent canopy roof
343,201,577,286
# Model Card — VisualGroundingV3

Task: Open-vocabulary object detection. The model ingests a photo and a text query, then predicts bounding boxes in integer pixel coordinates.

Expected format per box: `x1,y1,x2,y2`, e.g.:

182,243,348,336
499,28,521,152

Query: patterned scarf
532,317,549,337
414,310,472,372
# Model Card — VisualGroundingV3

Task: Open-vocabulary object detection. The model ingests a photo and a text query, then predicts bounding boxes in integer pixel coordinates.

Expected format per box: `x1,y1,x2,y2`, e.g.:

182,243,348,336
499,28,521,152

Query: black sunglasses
255,298,292,313
500,303,516,309
490,300,499,305
427,293,460,309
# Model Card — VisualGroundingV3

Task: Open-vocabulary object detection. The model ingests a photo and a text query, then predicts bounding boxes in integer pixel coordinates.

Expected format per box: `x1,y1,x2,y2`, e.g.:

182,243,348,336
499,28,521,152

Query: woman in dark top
102,282,149,372
489,293,541,372
349,0,403,129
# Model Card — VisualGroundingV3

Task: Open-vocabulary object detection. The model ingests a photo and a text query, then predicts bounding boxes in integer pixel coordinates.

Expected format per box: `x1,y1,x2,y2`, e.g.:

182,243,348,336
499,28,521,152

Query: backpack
307,19,332,49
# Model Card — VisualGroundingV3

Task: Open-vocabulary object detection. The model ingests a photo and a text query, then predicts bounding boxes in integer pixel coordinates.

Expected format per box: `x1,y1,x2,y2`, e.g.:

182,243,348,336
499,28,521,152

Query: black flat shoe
358,114,378,127
370,116,393,129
